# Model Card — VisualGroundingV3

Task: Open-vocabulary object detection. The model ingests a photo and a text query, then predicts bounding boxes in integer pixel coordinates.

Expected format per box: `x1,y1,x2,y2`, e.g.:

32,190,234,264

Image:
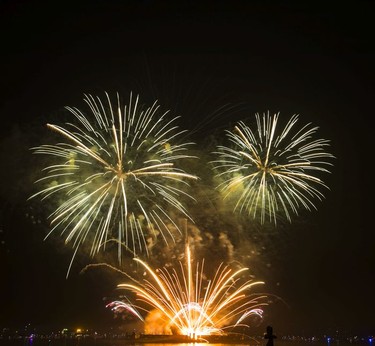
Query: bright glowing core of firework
107,243,267,339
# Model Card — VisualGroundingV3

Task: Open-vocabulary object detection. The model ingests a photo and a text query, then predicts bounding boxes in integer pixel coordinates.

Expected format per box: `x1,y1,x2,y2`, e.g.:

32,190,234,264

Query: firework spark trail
107,300,145,321
109,243,267,339
29,92,198,274
212,112,335,224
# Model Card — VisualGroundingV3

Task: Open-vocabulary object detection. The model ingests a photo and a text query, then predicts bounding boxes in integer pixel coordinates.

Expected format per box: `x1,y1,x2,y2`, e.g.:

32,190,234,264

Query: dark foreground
0,335,373,346
1,335,252,346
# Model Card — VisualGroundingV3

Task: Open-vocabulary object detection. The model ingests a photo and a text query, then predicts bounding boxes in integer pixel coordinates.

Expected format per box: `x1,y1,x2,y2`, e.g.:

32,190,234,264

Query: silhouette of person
264,325,277,346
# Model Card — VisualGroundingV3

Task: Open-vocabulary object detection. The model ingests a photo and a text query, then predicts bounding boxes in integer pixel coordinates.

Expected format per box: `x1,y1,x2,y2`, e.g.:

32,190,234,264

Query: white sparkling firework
212,112,334,224
29,92,198,271
109,243,266,339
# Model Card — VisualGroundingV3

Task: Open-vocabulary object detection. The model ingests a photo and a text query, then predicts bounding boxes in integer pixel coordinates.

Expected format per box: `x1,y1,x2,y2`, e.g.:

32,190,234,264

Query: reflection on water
0,340,373,346
0,332,373,346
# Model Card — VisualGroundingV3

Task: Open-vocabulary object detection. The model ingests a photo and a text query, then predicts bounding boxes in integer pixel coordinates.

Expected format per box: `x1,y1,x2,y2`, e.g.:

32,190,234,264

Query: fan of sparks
29,92,198,265
212,112,334,224
107,243,267,340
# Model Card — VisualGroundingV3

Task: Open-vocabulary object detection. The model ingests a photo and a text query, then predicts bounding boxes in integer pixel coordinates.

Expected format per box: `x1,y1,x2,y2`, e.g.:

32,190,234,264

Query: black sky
0,0,374,337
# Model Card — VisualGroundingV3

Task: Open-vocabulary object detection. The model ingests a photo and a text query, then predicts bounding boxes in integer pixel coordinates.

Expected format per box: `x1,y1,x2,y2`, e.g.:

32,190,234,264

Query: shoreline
0,335,256,345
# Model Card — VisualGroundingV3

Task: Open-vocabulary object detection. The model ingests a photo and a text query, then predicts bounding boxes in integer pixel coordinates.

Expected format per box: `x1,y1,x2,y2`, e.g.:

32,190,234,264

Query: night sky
0,0,374,337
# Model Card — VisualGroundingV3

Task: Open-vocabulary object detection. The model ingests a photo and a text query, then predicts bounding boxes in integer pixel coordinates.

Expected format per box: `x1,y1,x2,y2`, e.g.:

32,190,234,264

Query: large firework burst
211,112,334,224
29,92,198,270
107,243,266,339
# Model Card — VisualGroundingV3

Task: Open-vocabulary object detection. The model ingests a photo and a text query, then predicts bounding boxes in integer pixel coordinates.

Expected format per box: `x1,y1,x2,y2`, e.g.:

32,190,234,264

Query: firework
29,92,198,271
108,243,267,339
211,112,334,224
